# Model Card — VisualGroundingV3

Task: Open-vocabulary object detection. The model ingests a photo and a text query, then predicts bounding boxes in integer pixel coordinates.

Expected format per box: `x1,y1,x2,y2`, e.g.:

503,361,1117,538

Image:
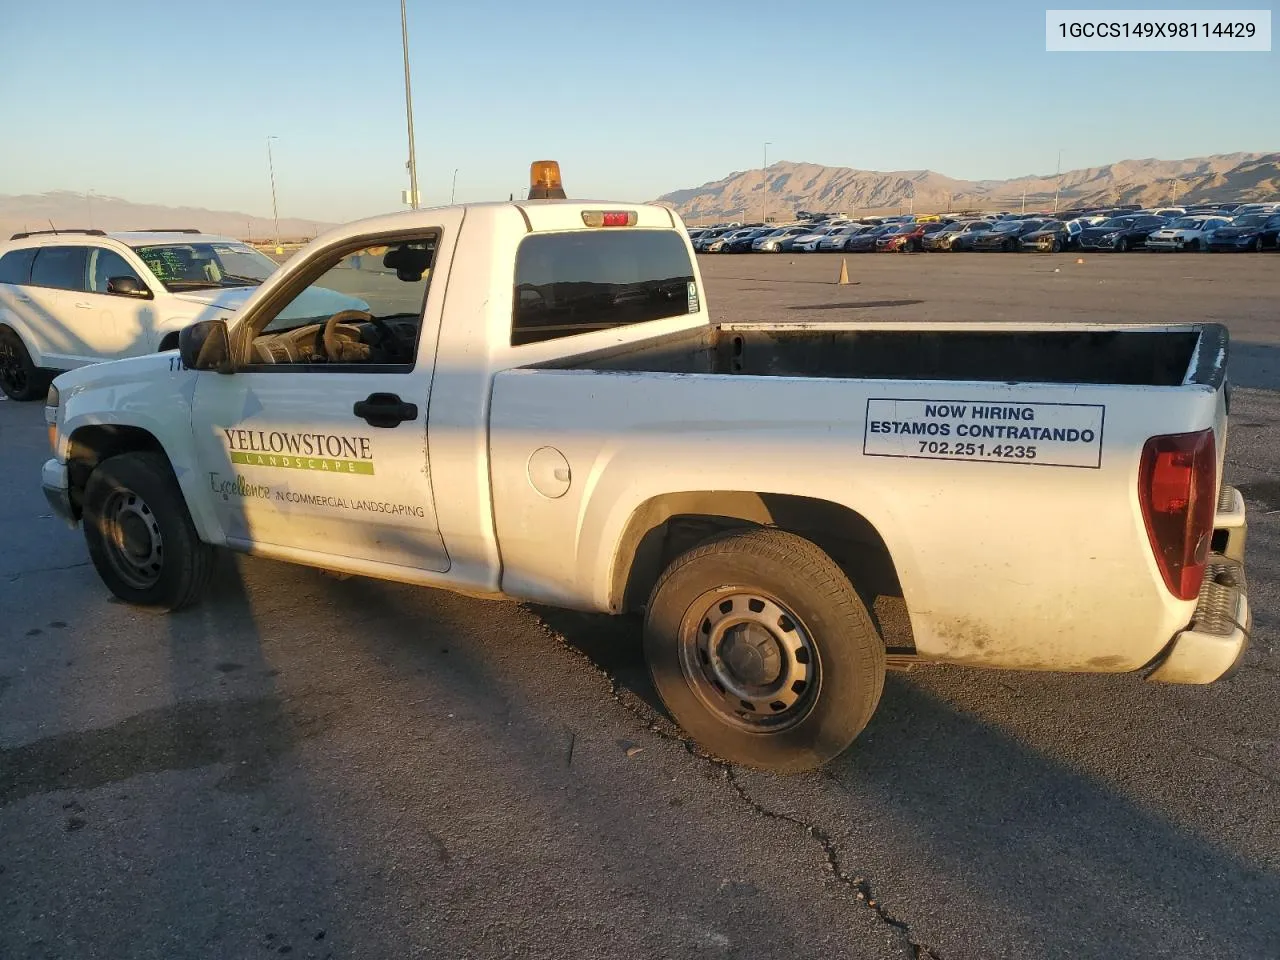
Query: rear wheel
0,327,48,401
1254,236,1264,252
82,451,216,612
643,527,886,773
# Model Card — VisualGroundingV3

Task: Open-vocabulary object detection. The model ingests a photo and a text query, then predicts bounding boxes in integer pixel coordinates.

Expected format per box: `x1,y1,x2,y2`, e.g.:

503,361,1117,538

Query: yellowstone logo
222,428,375,475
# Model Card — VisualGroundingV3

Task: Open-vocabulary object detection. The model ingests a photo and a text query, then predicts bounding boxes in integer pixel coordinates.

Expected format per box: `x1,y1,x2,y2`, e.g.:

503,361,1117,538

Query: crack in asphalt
5,560,91,582
532,614,943,960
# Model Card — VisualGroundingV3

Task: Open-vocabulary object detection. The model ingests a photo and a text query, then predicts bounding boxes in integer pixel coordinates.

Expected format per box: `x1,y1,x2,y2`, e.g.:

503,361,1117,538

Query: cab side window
30,247,89,291
88,249,144,294
0,248,37,285
244,235,438,370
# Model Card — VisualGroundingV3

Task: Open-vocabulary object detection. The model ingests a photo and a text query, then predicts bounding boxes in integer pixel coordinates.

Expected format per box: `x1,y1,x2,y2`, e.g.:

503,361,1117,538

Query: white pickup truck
38,162,1251,772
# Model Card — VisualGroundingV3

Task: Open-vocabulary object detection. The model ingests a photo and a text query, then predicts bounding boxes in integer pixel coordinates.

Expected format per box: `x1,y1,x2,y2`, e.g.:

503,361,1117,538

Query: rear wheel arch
610,491,913,651
158,331,180,352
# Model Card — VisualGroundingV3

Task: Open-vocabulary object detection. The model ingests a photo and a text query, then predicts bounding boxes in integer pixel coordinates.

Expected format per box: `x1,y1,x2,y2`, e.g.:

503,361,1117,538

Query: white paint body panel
488,369,1221,672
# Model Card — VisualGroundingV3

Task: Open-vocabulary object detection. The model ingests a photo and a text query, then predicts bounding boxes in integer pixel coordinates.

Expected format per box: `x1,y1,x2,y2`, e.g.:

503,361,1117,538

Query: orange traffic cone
837,257,850,285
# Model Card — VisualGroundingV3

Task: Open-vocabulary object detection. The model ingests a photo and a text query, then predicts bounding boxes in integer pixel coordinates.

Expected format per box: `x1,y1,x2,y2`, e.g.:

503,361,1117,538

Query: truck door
188,228,450,573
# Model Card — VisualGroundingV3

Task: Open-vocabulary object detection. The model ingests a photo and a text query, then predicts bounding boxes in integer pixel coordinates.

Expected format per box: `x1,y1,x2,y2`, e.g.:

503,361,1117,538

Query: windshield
1230,214,1267,227
133,241,279,291
1171,218,1206,229
1098,217,1135,229
991,220,1024,232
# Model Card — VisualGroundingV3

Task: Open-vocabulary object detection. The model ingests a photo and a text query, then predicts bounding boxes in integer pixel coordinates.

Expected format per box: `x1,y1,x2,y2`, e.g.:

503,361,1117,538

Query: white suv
0,228,323,400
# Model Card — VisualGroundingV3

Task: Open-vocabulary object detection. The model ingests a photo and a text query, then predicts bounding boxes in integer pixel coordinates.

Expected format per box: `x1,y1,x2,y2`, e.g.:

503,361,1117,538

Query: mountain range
0,191,334,244
5,151,1278,239
658,152,1280,223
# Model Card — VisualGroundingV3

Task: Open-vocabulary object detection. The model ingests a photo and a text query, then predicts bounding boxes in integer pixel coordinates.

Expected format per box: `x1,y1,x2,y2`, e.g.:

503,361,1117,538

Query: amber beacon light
528,160,567,200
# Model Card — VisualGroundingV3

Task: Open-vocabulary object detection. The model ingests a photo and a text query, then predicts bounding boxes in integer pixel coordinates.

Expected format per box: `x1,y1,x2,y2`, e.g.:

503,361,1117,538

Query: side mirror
178,319,233,373
107,275,152,298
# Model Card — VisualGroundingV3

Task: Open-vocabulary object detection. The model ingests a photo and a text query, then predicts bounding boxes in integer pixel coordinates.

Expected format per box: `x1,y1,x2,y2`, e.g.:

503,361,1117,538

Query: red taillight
1138,429,1216,601
581,210,638,227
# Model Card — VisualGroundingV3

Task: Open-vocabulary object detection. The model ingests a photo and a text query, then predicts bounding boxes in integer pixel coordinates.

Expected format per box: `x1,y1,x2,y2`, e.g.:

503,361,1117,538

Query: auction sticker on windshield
863,399,1105,468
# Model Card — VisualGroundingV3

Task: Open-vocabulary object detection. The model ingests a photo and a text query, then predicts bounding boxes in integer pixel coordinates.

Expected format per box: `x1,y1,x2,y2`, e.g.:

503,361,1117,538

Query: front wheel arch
66,424,171,522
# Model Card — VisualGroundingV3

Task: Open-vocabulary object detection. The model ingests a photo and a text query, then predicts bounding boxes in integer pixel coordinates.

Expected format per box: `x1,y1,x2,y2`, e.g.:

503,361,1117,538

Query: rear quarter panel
489,369,1223,674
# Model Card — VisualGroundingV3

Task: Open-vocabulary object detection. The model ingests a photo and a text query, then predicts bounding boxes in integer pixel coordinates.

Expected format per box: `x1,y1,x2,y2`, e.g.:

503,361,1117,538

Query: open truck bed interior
531,323,1226,388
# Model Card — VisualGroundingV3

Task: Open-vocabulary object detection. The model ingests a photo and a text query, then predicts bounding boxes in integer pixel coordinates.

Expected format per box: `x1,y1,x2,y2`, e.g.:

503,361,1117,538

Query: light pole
763,141,772,170
1053,148,1063,214
266,135,281,248
451,168,458,205
400,0,420,210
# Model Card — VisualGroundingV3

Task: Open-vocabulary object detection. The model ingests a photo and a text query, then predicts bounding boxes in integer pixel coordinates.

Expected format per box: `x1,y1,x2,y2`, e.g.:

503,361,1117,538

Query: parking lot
2,252,1278,960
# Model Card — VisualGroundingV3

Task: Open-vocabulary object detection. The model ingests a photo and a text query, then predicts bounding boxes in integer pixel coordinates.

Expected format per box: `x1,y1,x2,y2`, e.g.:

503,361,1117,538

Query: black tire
82,451,215,612
643,527,886,773
1118,237,1129,252
1254,236,1264,252
0,327,49,401
1050,238,1062,253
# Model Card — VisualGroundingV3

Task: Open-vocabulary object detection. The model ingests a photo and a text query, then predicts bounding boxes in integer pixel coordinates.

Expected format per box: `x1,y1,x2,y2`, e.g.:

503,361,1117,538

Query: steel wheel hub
678,591,820,731
102,490,164,589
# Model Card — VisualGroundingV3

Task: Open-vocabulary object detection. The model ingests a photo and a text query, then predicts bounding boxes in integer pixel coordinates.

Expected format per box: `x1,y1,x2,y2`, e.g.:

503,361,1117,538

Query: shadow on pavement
537,605,1279,959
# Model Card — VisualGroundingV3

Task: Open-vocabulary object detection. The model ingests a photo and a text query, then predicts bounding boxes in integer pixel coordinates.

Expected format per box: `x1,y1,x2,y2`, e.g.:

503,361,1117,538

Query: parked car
875,222,931,252
845,224,897,252
818,224,870,251
790,225,842,252
1206,212,1280,252
1076,215,1169,252
1146,216,1233,252
0,228,363,400
721,227,775,253
922,220,992,251
693,227,735,251
970,219,1049,252
1019,220,1082,252
753,225,814,252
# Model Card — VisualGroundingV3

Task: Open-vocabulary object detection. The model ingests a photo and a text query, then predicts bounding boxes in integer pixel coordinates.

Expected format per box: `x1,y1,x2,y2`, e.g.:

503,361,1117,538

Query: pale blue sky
0,0,1274,222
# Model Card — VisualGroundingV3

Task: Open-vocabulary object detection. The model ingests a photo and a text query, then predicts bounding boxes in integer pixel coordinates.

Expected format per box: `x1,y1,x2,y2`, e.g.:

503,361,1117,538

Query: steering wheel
320,309,410,363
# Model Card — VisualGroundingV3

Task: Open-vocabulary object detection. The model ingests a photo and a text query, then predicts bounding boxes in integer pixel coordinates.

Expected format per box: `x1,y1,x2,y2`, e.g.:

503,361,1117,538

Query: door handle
15,295,31,303
353,392,418,428
74,301,92,309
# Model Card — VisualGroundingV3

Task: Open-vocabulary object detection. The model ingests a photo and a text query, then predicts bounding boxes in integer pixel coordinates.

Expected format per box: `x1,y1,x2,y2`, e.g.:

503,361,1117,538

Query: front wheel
82,451,216,612
0,327,48,401
643,527,886,773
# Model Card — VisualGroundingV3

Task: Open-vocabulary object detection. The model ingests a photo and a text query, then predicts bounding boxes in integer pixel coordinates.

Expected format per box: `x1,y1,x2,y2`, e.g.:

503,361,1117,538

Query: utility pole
266,135,280,248
451,168,458,205
1053,148,1063,214
1022,185,1027,214
400,0,420,210
763,141,771,170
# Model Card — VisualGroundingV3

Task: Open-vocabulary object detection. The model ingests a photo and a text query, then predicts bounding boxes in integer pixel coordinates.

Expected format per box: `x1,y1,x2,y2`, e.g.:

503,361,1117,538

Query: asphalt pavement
1,252,1277,960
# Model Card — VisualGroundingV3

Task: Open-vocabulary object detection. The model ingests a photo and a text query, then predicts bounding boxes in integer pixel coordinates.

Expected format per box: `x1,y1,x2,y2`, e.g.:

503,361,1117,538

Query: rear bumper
1147,484,1250,684
42,457,78,528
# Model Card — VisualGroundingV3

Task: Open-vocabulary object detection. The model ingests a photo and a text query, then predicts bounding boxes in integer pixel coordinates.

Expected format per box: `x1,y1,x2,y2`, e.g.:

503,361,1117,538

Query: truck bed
529,321,1226,388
